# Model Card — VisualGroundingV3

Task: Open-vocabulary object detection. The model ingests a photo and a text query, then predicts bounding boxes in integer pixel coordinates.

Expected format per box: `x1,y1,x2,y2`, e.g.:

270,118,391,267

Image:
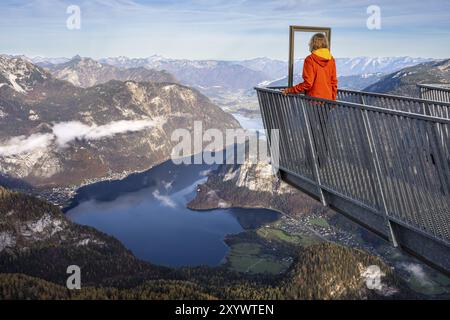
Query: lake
66,159,279,267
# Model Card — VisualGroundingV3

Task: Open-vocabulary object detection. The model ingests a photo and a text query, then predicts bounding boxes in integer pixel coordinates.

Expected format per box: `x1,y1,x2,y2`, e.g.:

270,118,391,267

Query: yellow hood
312,48,332,60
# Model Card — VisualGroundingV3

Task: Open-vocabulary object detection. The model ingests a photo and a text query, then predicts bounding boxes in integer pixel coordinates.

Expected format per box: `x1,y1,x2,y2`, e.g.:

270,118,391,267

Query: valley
0,55,240,201
0,173,422,300
1,53,450,300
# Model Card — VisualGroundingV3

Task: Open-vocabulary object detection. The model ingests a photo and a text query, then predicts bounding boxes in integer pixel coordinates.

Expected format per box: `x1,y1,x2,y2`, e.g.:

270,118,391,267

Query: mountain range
1,53,446,300
365,59,450,96
29,55,434,92
0,55,239,193
267,72,385,90
46,55,177,88
2,53,447,195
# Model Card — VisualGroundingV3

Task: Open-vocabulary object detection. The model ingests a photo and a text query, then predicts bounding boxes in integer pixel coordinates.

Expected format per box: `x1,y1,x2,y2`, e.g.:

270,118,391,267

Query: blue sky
1,0,450,60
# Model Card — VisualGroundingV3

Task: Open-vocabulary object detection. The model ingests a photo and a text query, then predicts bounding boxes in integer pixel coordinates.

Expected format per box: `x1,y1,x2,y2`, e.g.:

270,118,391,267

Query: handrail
340,88,450,107
419,83,450,93
264,86,450,107
255,86,450,273
418,84,450,104
256,87,450,123
259,86,450,119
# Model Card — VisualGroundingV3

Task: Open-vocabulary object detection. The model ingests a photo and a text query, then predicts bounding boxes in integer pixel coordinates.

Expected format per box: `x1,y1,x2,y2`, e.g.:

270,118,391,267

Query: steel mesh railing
256,87,450,248
419,84,450,104
338,89,450,119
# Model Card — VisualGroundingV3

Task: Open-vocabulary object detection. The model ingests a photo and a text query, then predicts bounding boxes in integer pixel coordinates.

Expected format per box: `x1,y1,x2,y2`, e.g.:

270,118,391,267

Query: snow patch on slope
0,109,8,119
76,238,105,247
21,214,64,237
0,55,48,93
8,73,26,93
0,232,16,252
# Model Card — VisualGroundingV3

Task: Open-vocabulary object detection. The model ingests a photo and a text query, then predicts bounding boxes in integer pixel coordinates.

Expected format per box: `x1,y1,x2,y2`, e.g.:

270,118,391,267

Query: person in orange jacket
283,33,338,100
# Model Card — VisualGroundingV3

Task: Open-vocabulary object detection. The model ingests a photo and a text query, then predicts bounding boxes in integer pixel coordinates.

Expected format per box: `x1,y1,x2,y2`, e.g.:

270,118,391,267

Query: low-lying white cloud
0,133,53,157
161,180,174,191
152,190,177,208
0,119,160,157
53,119,158,147
400,263,433,286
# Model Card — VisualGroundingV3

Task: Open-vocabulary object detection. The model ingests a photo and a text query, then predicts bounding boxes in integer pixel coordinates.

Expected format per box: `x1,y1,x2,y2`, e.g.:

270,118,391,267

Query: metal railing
256,86,450,273
418,84,450,104
338,89,450,119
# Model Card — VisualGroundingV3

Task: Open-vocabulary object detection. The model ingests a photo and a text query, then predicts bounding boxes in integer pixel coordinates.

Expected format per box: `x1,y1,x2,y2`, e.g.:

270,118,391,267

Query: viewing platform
255,85,450,274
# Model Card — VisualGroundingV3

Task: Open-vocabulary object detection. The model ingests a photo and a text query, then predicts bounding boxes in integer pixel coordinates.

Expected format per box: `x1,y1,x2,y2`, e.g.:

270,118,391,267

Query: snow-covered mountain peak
0,55,49,93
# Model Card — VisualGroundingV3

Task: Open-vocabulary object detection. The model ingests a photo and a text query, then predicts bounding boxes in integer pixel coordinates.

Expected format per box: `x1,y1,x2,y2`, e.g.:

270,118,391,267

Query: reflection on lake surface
66,160,279,267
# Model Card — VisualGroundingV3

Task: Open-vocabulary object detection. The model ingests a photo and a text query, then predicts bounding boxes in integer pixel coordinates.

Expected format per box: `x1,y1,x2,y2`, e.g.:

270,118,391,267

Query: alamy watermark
66,265,81,290
367,5,381,30
66,5,81,30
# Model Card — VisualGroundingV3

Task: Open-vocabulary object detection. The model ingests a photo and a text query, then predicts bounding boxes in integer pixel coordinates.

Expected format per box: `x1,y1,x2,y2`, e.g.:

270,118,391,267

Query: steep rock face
0,56,240,189
47,56,177,88
0,186,100,252
365,59,450,96
188,161,321,216
224,161,291,194
0,55,50,94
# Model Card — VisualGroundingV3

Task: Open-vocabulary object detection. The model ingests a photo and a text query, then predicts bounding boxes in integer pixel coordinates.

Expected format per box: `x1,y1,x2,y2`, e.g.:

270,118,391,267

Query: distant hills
334,57,434,77
46,55,177,88
28,55,434,92
267,72,385,91
99,56,269,91
364,59,450,96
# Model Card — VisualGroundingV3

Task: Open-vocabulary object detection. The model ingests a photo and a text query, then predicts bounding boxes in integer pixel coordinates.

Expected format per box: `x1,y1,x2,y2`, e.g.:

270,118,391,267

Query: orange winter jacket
285,48,338,100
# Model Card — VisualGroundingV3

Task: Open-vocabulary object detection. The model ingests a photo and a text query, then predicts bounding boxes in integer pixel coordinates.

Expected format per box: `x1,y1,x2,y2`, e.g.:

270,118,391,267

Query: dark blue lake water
66,160,279,267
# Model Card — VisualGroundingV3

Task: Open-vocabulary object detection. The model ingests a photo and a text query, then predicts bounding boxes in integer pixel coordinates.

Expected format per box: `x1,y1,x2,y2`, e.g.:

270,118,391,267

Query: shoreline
188,202,287,217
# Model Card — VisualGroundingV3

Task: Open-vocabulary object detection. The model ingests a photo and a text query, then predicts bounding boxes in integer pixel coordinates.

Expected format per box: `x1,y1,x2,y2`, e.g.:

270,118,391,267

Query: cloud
0,133,53,156
0,119,159,157
2,0,450,59
400,263,433,286
52,119,158,147
199,169,212,176
161,180,174,191
152,189,177,208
